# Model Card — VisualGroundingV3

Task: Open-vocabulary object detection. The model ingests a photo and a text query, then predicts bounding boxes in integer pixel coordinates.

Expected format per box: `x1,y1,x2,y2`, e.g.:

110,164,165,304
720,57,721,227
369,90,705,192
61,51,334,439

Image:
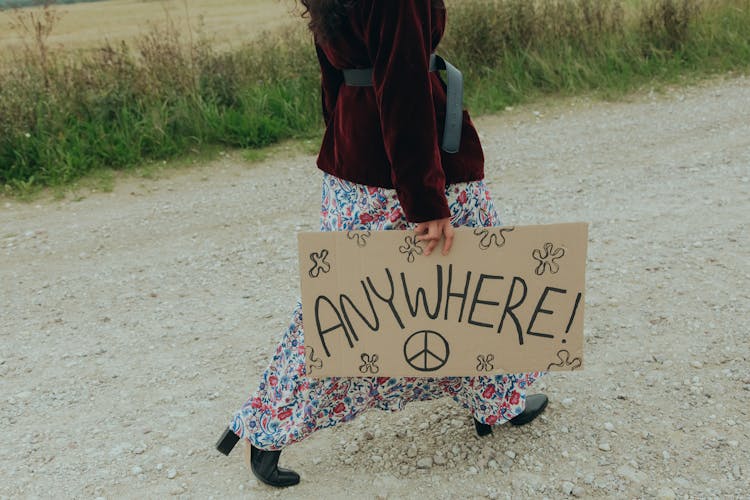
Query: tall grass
1,0,750,191
442,0,750,111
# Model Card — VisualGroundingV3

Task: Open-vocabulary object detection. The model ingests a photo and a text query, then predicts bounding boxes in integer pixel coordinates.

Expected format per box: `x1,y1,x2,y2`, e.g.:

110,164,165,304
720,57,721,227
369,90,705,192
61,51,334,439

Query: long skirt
230,173,543,450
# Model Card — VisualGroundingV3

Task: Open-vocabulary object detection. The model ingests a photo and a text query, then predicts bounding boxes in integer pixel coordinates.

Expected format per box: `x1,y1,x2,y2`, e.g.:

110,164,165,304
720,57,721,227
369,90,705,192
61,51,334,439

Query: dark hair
298,0,354,43
299,0,445,43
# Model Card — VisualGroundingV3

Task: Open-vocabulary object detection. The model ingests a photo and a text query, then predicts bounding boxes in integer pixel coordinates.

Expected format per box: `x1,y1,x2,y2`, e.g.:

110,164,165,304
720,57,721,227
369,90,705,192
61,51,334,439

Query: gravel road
1,74,749,499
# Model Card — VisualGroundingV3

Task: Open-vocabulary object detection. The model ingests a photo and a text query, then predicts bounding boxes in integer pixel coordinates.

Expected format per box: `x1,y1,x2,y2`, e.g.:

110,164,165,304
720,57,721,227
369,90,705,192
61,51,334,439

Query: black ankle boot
247,444,300,488
473,394,549,437
509,394,548,426
215,427,300,487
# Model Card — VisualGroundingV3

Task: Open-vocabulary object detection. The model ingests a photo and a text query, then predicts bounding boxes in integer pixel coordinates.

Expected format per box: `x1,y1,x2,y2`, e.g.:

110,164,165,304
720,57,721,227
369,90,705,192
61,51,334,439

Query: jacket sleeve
366,0,450,223
314,41,343,127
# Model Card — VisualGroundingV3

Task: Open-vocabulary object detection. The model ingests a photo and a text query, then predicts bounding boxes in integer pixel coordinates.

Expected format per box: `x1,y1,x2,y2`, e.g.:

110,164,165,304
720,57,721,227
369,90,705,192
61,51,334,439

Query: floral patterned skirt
230,173,542,450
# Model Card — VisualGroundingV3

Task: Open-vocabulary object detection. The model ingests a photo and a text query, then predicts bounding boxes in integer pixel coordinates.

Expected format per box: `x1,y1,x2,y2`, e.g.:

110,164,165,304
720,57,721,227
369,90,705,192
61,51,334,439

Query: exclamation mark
563,293,582,344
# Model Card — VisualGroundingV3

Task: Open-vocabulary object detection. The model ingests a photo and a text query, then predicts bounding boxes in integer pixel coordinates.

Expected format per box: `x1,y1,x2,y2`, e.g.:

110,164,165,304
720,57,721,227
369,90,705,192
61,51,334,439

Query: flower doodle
399,234,424,263
476,354,495,372
546,349,582,371
473,227,515,250
305,347,324,375
532,242,565,275
346,230,372,248
358,353,380,374
308,249,331,278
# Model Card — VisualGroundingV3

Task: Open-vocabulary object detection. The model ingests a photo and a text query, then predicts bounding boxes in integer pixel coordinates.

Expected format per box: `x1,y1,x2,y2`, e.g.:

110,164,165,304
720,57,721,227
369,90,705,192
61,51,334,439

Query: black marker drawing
562,292,583,344
403,330,450,372
399,235,424,263
308,249,332,278
305,346,324,375
476,354,495,372
473,227,515,250
358,353,380,374
347,230,372,248
532,242,565,275
546,349,582,371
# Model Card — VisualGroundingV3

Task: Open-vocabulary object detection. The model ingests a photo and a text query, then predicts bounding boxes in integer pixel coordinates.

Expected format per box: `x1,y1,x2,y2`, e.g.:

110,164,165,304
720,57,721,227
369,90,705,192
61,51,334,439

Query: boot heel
474,418,493,437
216,427,240,456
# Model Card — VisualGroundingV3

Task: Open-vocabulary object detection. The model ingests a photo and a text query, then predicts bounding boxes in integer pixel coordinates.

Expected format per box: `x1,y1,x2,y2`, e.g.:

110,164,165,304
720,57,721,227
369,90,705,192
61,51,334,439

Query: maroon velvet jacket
314,0,485,223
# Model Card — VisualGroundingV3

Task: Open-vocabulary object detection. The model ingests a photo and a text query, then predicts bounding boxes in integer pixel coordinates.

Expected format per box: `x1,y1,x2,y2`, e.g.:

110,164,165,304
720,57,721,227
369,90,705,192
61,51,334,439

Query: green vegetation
441,0,750,111
2,0,750,193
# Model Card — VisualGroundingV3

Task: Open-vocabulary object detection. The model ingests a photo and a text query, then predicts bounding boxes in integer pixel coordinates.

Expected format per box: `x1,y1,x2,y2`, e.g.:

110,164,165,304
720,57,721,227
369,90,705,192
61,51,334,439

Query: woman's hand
415,217,454,256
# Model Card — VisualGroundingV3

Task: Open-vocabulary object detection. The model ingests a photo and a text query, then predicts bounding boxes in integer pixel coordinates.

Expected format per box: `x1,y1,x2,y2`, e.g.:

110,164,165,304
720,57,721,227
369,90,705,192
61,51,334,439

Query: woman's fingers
415,219,454,256
441,224,454,255
422,222,441,256
415,221,434,242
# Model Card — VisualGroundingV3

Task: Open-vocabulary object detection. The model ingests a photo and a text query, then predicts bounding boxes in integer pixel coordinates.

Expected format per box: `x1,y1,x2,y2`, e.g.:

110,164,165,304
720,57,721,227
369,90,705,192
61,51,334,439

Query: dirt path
1,75,749,499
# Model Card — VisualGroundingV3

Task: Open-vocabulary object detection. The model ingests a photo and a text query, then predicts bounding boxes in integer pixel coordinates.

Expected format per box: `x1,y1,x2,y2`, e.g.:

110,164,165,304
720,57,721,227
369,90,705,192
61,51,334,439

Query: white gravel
1,73,749,499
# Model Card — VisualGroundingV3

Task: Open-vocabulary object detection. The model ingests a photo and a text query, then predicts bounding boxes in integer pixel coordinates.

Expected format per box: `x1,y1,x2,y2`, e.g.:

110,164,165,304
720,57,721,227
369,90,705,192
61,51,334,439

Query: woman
216,0,548,488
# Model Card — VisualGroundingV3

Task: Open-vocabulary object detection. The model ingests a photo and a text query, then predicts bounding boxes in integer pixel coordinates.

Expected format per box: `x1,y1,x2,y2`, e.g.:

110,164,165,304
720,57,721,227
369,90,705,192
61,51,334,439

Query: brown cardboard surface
298,223,588,377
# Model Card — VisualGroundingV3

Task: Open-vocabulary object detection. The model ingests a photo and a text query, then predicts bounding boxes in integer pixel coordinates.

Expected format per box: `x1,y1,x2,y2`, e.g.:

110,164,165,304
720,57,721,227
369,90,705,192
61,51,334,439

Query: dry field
0,0,298,56
0,0,654,58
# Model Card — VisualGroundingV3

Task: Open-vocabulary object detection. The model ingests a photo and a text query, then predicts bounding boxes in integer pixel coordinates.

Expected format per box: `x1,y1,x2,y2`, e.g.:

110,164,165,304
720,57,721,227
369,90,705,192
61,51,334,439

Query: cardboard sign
298,223,587,377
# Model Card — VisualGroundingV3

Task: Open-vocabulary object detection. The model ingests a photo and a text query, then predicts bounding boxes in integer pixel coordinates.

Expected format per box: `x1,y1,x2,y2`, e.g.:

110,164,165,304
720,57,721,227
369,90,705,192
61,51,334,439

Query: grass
441,0,750,112
1,0,750,195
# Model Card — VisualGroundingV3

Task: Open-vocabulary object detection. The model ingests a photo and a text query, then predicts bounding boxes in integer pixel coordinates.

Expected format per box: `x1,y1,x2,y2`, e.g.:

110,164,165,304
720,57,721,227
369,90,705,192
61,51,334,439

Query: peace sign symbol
403,330,450,372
